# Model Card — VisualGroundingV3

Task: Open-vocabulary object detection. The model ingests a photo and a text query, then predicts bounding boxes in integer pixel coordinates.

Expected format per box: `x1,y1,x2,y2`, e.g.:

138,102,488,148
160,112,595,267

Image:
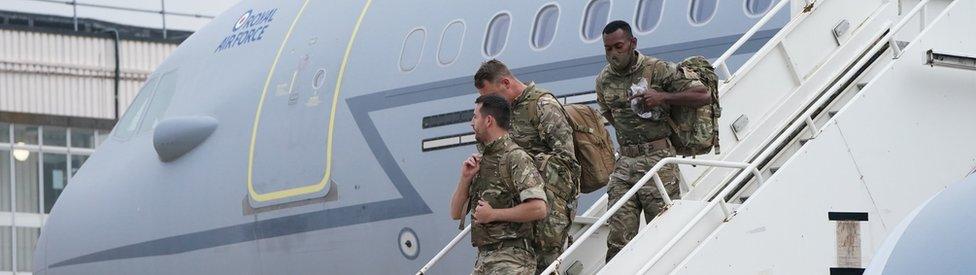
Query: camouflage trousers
532,191,576,273
473,245,536,275
605,148,681,262
532,160,578,273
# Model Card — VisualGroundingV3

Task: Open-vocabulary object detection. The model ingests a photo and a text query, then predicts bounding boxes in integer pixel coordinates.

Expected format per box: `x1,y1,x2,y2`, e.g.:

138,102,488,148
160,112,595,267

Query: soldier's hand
473,200,496,224
460,154,481,180
629,90,667,108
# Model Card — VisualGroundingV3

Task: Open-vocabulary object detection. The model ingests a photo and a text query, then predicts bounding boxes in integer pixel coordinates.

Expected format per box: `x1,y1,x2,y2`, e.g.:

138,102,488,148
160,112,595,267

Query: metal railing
24,0,216,38
416,225,471,275
713,0,791,80
631,2,941,272
632,1,941,273
633,162,762,274
539,158,763,275
418,1,794,273
417,0,948,272
889,0,931,58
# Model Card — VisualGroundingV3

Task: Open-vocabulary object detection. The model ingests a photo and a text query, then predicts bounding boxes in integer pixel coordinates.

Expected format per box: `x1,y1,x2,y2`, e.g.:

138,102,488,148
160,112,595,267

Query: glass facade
43,153,68,213
1,149,9,212
0,122,8,143
0,123,105,272
15,227,39,271
43,126,67,147
71,128,96,149
1,227,10,272
14,152,38,213
13,125,38,145
71,154,89,176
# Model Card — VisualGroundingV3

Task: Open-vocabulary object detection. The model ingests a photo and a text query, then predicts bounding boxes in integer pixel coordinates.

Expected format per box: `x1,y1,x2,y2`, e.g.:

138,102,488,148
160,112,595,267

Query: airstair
418,0,976,274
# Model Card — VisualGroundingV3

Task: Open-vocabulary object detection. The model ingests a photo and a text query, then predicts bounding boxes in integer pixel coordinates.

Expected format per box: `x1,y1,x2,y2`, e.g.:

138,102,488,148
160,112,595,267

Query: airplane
33,0,789,274
864,172,976,275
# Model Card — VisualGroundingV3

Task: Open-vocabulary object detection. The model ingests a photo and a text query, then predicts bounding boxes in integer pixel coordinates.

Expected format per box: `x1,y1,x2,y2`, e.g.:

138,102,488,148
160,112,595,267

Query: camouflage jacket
468,134,548,247
595,51,704,146
509,83,581,199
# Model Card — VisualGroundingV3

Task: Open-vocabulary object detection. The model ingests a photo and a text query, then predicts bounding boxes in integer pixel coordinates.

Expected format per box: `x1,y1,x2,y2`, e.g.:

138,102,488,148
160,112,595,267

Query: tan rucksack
561,104,615,193
526,92,615,193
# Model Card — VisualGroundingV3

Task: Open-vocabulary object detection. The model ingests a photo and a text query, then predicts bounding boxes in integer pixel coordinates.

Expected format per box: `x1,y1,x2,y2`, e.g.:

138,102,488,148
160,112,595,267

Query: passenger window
437,20,465,65
690,0,718,25
484,13,511,57
582,0,611,41
531,4,560,49
138,70,179,133
746,0,774,16
635,0,664,33
114,77,159,140
399,28,426,72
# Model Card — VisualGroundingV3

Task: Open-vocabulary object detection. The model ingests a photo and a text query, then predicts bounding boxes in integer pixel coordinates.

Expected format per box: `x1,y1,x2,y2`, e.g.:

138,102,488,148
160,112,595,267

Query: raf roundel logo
233,10,252,31
216,8,277,53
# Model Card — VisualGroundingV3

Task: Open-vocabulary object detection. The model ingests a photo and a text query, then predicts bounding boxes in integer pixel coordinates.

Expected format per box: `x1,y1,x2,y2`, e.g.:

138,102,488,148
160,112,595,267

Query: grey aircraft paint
34,1,788,274
864,173,976,275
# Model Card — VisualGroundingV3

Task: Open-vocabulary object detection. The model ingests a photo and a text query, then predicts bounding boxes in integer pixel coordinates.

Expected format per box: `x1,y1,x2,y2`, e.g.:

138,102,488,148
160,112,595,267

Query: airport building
0,10,188,274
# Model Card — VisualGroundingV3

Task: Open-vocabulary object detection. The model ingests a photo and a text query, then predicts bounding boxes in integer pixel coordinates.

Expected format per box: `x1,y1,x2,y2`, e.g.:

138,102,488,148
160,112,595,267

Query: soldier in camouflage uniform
595,21,713,261
474,60,581,272
450,94,550,275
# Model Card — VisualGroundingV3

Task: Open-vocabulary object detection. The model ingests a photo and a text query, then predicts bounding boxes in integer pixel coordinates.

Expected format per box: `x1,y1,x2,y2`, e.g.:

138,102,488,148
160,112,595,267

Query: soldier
595,20,713,261
474,60,581,272
450,94,550,275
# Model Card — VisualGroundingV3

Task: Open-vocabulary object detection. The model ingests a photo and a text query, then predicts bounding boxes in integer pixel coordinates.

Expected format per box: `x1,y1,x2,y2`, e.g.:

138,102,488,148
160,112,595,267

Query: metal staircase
418,0,975,274
591,0,969,274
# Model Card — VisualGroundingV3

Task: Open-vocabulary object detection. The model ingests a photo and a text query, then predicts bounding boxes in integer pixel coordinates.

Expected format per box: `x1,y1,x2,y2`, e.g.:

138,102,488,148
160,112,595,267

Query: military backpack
525,93,615,193
642,56,722,156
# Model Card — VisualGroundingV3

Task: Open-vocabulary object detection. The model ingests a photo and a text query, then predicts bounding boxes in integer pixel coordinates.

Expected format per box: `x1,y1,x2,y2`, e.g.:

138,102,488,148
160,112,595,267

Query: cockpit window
636,0,664,33
484,12,511,58
114,77,159,140
399,28,426,72
137,70,179,134
112,70,179,140
582,0,611,41
690,0,718,25
746,0,774,16
532,4,559,49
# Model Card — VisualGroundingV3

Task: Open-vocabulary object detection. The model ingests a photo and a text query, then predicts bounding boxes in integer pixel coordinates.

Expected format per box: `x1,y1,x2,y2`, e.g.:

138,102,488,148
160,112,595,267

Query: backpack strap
499,146,524,206
525,89,584,134
710,82,721,155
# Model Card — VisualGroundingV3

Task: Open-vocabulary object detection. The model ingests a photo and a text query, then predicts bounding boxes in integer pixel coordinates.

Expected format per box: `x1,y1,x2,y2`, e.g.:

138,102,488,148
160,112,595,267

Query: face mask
607,50,634,72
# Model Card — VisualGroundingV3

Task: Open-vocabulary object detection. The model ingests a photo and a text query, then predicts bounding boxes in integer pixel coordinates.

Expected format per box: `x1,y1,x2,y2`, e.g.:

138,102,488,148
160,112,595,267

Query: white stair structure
567,0,976,274
419,0,976,274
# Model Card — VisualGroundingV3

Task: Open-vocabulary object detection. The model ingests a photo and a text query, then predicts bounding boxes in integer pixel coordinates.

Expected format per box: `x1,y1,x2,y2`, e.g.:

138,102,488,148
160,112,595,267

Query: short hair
474,94,511,130
602,20,634,38
474,59,512,89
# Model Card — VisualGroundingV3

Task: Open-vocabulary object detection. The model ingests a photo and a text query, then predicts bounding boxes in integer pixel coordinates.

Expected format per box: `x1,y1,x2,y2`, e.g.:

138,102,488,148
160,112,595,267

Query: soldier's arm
535,96,577,165
635,62,711,108
656,61,711,107
476,199,547,223
450,178,470,221
450,155,479,220
661,86,710,107
490,153,549,223
595,76,615,124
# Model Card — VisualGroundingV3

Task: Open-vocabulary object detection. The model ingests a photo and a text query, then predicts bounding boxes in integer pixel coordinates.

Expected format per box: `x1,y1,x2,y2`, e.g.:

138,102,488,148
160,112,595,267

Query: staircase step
800,138,812,145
